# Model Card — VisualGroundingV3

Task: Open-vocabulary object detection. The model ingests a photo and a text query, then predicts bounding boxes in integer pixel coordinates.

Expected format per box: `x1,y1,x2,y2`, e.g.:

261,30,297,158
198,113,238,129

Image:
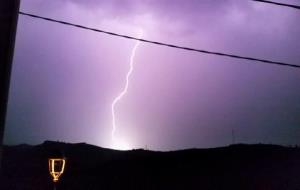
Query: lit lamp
48,158,66,189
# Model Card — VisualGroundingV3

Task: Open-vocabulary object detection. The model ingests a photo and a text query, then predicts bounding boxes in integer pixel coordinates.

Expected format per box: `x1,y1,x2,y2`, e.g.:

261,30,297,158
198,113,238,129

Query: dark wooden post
0,0,20,170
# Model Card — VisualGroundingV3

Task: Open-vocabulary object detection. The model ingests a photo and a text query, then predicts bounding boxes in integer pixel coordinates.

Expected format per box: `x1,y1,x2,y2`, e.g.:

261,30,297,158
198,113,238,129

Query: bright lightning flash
111,30,143,150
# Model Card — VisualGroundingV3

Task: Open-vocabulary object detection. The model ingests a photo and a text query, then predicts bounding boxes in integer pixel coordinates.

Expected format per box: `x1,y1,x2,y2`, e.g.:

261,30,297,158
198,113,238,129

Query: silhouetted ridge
1,142,300,190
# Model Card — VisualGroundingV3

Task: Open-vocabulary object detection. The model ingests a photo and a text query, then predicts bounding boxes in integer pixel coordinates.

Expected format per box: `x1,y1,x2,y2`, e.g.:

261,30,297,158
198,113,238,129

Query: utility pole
232,129,236,145
0,0,20,170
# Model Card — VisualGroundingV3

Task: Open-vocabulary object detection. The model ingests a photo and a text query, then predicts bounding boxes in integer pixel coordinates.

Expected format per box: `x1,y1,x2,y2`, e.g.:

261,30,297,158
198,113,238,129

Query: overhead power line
253,0,300,10
19,11,300,69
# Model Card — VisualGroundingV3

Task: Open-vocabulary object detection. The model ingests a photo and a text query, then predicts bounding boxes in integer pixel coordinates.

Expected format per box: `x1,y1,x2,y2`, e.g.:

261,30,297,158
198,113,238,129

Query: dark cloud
6,0,300,150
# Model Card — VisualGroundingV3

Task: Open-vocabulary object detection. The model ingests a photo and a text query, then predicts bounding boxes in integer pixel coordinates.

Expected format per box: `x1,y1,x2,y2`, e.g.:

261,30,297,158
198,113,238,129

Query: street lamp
48,158,66,190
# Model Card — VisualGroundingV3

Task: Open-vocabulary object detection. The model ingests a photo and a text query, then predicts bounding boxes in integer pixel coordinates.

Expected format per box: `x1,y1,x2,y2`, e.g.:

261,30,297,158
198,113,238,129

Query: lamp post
48,158,66,190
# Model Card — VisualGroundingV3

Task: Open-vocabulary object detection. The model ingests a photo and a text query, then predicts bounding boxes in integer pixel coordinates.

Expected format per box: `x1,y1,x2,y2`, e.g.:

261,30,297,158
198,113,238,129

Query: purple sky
4,0,300,150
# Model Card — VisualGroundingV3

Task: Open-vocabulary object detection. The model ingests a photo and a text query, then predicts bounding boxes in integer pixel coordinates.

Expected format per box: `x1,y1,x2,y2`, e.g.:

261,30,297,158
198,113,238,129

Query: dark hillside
1,141,300,190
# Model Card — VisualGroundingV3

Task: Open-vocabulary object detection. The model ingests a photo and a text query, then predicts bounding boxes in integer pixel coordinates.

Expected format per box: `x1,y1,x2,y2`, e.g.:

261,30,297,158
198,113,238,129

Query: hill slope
1,141,300,190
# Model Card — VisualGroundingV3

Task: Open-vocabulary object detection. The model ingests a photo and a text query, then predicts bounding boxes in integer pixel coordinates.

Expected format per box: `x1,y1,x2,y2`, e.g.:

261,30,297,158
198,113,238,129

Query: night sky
4,0,300,150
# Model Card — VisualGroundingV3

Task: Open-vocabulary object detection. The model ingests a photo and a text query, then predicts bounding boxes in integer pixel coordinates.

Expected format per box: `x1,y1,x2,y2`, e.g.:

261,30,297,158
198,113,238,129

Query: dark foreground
1,141,300,190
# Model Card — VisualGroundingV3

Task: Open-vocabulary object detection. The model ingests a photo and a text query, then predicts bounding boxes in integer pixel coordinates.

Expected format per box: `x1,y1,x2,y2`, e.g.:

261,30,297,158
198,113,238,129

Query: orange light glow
48,158,66,183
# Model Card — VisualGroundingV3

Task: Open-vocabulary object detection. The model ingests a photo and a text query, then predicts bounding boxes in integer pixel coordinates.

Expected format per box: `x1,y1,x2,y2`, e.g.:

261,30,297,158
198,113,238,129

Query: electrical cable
19,11,300,69
253,0,300,10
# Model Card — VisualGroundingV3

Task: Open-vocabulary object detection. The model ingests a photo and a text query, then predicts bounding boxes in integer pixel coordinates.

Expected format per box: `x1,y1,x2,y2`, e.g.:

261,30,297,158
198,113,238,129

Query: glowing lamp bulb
48,158,66,183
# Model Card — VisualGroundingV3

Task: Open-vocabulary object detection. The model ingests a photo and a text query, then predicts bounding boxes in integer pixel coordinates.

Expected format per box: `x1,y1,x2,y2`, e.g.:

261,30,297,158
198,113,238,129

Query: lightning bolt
111,30,143,144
